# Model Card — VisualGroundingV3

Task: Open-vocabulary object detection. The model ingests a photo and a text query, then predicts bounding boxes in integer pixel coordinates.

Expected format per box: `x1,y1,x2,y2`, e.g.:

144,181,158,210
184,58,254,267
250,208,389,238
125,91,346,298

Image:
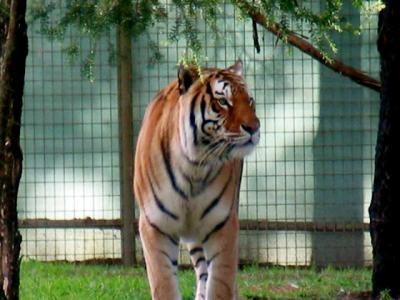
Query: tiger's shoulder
142,81,180,122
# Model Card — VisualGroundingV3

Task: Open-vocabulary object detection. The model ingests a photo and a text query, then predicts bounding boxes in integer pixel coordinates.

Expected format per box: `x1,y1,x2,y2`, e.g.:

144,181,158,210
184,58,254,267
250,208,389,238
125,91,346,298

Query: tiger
133,59,260,300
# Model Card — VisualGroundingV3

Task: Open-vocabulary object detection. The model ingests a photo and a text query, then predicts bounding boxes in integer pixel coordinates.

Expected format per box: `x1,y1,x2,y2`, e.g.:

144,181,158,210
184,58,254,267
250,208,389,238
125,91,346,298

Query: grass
20,260,371,300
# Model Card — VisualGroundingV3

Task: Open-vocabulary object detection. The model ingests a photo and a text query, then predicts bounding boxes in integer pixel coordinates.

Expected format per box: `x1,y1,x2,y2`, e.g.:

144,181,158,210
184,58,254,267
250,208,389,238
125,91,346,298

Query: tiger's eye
218,98,228,106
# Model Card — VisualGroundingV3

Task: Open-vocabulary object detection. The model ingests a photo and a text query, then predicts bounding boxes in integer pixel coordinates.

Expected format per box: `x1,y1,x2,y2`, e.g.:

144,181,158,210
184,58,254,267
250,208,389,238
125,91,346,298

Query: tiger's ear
227,59,243,76
178,64,196,95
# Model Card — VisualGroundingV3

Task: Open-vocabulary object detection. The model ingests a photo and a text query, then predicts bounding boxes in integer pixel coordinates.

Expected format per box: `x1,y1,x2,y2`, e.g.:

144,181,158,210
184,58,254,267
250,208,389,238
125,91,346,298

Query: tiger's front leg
203,213,240,300
139,215,181,300
187,243,208,300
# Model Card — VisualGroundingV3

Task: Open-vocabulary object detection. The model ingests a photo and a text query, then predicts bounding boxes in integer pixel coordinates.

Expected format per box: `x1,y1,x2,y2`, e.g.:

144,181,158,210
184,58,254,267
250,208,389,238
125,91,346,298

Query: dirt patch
244,283,299,299
269,284,299,294
337,291,372,300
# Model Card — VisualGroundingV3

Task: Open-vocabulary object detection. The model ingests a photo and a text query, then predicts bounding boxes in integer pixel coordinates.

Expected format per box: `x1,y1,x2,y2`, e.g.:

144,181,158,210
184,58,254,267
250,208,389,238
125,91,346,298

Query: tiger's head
178,60,260,163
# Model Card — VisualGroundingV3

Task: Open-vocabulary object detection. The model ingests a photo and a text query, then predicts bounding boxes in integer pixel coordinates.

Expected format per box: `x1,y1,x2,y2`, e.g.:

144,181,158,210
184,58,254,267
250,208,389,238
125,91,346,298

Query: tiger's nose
241,119,260,135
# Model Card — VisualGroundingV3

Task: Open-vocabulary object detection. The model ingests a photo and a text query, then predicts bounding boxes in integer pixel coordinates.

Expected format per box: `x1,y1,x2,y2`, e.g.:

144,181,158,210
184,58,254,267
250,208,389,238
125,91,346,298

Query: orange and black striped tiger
134,60,260,300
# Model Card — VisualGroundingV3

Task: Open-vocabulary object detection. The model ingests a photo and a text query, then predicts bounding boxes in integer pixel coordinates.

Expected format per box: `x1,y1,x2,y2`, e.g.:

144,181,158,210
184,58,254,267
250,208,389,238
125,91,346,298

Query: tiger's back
134,60,259,300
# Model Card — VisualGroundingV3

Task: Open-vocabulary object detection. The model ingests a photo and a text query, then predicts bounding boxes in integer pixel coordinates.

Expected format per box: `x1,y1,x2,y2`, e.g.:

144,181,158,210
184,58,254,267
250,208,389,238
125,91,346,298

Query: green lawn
20,261,371,300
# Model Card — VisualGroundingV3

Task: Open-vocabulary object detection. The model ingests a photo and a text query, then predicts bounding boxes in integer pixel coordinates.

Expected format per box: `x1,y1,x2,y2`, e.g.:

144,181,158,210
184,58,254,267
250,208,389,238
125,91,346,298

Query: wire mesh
19,1,379,266
19,2,121,261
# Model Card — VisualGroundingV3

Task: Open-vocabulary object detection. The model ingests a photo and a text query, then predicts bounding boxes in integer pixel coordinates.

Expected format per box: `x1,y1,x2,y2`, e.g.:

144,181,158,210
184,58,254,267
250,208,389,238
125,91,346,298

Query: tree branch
245,8,381,92
252,18,261,53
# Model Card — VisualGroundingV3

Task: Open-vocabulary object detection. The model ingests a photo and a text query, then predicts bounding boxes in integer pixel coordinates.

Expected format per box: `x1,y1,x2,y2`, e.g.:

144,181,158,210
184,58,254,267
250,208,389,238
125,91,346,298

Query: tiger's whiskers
199,139,225,166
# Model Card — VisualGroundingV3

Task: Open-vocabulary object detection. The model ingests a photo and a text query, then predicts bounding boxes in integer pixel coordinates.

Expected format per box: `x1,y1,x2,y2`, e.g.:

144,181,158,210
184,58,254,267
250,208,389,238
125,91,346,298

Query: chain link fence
19,1,379,266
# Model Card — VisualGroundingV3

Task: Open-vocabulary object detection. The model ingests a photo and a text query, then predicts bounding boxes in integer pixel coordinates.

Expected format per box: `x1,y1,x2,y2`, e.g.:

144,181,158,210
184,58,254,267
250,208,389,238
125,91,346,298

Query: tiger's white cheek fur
229,146,254,159
229,138,259,159
212,80,232,99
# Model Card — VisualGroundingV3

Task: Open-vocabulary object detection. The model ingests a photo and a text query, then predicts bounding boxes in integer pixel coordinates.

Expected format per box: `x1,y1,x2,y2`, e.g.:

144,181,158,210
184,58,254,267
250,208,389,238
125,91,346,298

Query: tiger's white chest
179,182,232,242
143,147,233,242
179,164,231,240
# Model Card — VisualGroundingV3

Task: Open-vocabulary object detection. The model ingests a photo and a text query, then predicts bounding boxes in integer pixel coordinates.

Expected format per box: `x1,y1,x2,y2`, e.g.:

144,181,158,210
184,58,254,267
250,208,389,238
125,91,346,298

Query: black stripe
176,164,194,195
227,143,235,152
200,196,221,220
206,82,213,97
235,160,244,213
206,139,223,152
220,143,233,157
215,91,224,96
147,158,178,219
195,257,206,268
202,167,213,183
200,140,224,163
200,97,218,138
205,165,223,186
190,93,198,145
189,247,203,256
199,273,208,281
200,96,206,119
161,140,188,200
207,252,220,266
179,167,192,183
201,137,211,145
211,102,219,113
146,216,179,246
202,214,230,244
149,179,179,220
183,153,201,165
161,251,178,267
222,82,229,90
200,177,231,220
179,143,201,166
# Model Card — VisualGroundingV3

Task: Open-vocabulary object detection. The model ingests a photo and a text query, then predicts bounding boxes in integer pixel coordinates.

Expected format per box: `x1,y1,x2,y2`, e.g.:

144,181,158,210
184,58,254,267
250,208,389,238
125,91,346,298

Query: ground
20,260,372,299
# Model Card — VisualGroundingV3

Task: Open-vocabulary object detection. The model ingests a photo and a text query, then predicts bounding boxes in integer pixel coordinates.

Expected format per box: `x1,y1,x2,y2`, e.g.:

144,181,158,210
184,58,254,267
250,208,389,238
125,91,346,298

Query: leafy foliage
28,0,166,78
28,0,380,77
29,0,166,38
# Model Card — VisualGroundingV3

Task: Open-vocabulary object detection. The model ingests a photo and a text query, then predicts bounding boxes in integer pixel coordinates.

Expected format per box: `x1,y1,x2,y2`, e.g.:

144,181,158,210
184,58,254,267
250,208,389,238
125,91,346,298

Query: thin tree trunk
369,0,400,298
0,0,28,299
117,23,136,266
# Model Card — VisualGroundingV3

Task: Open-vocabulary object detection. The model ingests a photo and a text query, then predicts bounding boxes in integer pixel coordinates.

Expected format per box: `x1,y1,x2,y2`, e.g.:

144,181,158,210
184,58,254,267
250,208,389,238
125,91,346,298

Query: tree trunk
369,0,400,298
0,1,28,299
